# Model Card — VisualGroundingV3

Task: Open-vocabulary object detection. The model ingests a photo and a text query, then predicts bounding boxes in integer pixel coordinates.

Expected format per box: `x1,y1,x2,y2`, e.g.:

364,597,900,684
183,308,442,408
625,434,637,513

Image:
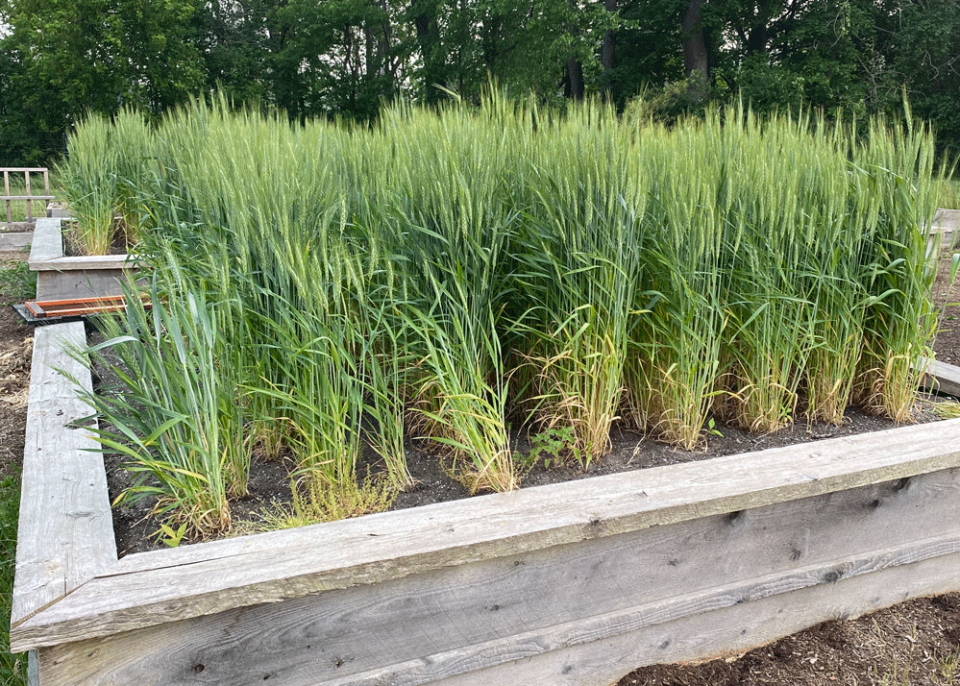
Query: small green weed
236,476,397,535
153,521,189,548
870,649,960,686
0,262,36,306
523,426,587,471
0,470,27,686
706,417,723,438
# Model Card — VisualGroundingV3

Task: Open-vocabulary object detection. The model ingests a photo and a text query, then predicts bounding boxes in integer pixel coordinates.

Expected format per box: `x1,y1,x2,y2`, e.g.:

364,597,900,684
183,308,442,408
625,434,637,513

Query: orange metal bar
25,294,150,319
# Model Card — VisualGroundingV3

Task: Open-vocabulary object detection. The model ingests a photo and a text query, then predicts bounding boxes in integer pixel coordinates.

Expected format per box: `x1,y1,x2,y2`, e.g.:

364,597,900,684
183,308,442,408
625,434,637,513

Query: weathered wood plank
28,217,135,268
10,323,116,631
919,356,960,398
12,417,960,652
35,269,134,301
26,217,63,264
32,467,960,684
429,551,960,686
31,254,135,271
926,208,960,254
0,231,33,250
27,217,139,299
933,208,960,230
0,196,56,202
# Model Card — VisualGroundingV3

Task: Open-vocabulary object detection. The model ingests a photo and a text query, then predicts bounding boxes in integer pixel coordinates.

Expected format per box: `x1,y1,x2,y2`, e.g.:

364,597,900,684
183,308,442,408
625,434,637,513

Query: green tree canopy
1,0,204,162
1,0,958,164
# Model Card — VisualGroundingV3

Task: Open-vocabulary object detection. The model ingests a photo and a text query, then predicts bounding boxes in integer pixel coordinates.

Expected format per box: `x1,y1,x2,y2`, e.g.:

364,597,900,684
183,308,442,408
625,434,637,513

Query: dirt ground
2,247,960,684
0,251,32,478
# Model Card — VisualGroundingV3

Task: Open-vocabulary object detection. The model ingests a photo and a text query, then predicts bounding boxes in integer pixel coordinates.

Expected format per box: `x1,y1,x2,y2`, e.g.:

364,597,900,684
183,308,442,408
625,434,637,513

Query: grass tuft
0,470,27,686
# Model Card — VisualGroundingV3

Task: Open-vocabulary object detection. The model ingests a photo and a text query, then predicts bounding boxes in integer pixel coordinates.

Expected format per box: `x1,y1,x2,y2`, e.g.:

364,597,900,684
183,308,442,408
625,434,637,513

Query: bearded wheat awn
73,92,941,533
59,113,119,256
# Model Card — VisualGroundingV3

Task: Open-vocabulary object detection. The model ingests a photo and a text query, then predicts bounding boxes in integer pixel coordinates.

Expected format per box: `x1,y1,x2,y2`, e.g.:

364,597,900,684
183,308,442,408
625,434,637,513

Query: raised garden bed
10,321,960,686
27,218,137,302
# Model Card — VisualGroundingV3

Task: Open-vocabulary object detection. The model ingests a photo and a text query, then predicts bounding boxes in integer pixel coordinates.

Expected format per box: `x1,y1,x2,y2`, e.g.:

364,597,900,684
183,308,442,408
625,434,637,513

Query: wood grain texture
12,416,960,652
35,467,960,685
32,255,136,271
919,357,960,398
429,551,960,686
0,231,33,250
10,323,116,633
27,218,62,265
28,218,138,300
35,269,133,301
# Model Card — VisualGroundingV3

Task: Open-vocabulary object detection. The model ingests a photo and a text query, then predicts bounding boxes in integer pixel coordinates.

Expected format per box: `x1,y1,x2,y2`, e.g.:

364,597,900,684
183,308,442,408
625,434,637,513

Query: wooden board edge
10,322,117,639
29,255,137,271
9,321,960,651
918,357,960,398
32,529,960,684
318,535,960,686
422,551,960,686
112,415,960,575
11,434,960,651
0,231,33,250
26,218,63,265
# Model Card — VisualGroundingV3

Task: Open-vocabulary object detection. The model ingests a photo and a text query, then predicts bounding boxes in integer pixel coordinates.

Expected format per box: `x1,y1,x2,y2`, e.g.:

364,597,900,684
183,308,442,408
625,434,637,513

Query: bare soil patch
0,251,32,478
618,595,960,685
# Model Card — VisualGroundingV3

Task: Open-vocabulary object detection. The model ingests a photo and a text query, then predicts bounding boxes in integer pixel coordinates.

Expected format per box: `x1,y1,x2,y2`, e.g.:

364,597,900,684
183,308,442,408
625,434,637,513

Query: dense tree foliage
1,0,958,165
1,0,204,162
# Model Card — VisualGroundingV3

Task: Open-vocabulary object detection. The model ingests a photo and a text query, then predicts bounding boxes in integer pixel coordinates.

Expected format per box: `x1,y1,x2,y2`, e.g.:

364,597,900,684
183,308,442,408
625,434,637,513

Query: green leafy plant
526,425,585,470
0,261,36,305
154,521,188,548
706,418,723,438
0,470,27,686
83,277,248,538
931,401,960,419
58,113,119,255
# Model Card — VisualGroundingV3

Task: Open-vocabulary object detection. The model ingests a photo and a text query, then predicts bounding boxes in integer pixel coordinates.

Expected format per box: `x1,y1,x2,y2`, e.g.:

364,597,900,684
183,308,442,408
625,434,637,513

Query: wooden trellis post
1,168,54,228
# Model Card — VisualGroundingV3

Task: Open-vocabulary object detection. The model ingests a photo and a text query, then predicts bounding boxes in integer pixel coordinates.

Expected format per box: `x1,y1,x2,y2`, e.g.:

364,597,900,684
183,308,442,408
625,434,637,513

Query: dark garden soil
2,249,960,684
0,251,32,478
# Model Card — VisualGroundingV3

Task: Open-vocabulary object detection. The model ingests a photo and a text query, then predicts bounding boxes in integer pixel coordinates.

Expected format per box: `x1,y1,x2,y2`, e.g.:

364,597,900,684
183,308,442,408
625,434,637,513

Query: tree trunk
682,0,709,101
566,57,585,100
411,0,445,102
380,0,395,85
601,0,617,72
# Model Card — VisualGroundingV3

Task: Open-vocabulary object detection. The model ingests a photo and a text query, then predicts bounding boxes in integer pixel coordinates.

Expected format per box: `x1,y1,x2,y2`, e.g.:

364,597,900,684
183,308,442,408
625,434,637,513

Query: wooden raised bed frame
27,218,136,301
11,322,960,686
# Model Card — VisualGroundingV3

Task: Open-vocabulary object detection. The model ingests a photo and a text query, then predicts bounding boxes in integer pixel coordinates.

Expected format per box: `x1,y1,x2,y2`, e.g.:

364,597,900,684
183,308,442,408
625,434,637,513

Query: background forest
1,0,959,166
